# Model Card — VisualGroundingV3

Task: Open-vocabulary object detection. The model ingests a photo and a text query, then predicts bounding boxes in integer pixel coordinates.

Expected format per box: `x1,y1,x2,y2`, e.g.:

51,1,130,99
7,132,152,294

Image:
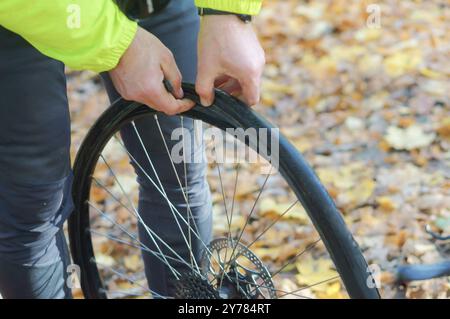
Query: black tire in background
68,84,380,299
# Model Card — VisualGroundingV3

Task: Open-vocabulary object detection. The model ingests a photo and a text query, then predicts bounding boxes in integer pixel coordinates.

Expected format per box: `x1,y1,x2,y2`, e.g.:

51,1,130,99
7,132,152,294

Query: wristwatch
198,8,252,23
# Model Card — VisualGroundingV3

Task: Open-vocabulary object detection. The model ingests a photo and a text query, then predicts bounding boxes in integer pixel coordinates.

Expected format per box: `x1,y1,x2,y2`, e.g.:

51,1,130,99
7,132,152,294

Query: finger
161,52,184,99
218,78,242,96
214,74,232,87
144,80,194,115
239,75,260,106
195,67,217,107
176,98,196,113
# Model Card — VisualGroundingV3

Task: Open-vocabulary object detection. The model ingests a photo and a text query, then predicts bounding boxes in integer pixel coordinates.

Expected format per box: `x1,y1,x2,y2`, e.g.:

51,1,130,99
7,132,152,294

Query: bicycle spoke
131,121,200,273
227,167,273,265
215,159,231,291
153,115,207,251
234,277,312,299
277,276,341,298
245,199,299,251
75,97,363,300
89,229,181,266
87,200,181,277
99,154,182,279
216,164,241,290
95,261,171,299
180,116,194,267
228,164,240,238
90,178,187,267
113,134,233,282
270,238,321,278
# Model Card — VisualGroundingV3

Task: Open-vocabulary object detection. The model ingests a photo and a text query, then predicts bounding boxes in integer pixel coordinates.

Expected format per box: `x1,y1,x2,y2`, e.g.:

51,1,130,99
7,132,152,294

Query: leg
101,1,212,296
0,27,72,298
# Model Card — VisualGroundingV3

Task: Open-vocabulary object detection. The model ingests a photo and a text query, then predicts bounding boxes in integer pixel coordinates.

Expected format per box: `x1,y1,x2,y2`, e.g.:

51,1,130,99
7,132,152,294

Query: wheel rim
69,85,380,299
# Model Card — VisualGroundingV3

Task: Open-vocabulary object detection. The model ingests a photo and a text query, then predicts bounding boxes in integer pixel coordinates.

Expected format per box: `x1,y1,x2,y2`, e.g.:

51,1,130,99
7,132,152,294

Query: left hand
195,15,265,107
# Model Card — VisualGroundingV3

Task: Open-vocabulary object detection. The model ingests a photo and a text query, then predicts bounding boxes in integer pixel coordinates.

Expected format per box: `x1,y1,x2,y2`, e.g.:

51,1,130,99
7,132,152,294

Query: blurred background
67,0,449,298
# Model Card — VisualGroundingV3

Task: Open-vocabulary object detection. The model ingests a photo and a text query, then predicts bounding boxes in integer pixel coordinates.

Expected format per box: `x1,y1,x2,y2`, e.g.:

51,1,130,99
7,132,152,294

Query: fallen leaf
384,50,422,77
376,196,397,212
296,256,339,292
259,198,308,223
124,254,141,272
95,254,116,267
437,117,450,138
385,125,435,150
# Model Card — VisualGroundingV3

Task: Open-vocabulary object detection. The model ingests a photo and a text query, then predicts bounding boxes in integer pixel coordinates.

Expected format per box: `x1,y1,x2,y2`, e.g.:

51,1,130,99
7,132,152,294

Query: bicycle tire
68,83,380,299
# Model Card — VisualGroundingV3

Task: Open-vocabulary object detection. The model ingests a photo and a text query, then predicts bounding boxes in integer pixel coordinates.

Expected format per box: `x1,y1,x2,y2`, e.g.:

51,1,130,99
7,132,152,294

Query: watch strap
198,7,252,23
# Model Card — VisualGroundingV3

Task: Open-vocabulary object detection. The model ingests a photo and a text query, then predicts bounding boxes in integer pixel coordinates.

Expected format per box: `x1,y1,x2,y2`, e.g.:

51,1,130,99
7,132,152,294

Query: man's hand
196,15,265,106
109,27,194,115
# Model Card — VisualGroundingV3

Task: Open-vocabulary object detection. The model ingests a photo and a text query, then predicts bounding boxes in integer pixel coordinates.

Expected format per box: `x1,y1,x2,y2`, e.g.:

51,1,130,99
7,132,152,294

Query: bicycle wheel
68,83,380,299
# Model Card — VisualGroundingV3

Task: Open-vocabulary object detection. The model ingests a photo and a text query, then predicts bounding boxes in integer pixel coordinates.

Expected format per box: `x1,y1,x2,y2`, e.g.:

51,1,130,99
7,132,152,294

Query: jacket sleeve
195,0,262,15
0,0,137,72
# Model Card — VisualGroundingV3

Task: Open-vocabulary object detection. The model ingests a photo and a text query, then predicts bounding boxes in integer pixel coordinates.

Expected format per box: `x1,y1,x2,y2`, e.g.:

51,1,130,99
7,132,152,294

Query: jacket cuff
195,0,262,15
97,15,138,72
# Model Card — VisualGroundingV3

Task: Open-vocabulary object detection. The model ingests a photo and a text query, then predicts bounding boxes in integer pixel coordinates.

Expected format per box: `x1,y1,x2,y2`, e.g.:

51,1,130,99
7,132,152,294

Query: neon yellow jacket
0,0,262,72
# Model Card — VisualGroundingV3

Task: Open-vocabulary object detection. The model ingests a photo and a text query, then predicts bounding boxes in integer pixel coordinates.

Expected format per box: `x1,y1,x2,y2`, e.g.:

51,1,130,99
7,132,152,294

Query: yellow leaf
355,28,381,42
348,179,376,204
259,198,308,223
96,254,116,267
317,163,376,209
262,80,295,95
385,125,435,150
296,256,339,292
254,242,300,263
419,68,443,79
330,45,367,62
376,196,397,212
253,247,280,261
124,254,141,272
116,281,134,290
315,281,345,299
384,50,422,77
437,117,450,138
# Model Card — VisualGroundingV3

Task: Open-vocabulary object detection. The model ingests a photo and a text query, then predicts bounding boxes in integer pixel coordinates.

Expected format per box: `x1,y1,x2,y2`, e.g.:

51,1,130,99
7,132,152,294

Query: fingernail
178,88,184,98
201,98,212,107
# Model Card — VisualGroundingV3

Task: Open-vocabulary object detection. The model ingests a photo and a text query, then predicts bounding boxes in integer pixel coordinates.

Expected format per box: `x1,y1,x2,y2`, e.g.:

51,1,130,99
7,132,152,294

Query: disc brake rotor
201,238,276,299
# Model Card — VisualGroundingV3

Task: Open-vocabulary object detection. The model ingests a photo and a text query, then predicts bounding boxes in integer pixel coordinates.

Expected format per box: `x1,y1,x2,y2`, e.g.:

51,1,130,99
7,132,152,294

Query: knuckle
195,84,209,97
163,50,175,63
247,63,262,78
173,73,182,86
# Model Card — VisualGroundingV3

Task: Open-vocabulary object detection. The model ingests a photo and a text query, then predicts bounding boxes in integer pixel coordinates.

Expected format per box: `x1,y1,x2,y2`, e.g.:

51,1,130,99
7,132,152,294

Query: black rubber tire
68,83,380,299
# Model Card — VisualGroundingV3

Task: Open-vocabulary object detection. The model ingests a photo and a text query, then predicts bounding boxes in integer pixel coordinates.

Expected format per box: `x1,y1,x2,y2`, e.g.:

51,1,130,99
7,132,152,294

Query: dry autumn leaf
259,197,308,223
295,256,340,293
124,254,141,272
385,125,435,150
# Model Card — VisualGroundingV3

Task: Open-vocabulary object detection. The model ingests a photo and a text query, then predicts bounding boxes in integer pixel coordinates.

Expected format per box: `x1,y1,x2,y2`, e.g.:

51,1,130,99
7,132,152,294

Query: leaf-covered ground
67,0,449,298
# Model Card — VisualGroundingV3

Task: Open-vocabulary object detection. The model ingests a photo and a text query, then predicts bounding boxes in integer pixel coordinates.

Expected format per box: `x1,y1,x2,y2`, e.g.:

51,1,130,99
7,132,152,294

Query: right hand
109,27,194,115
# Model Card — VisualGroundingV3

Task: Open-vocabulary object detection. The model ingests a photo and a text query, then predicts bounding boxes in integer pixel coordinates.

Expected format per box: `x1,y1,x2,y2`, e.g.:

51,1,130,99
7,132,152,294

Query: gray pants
0,1,212,298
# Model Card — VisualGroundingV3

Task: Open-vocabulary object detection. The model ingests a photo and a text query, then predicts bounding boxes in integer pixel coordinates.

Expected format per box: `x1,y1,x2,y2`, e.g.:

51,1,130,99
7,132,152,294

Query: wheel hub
202,238,276,299
174,238,276,299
